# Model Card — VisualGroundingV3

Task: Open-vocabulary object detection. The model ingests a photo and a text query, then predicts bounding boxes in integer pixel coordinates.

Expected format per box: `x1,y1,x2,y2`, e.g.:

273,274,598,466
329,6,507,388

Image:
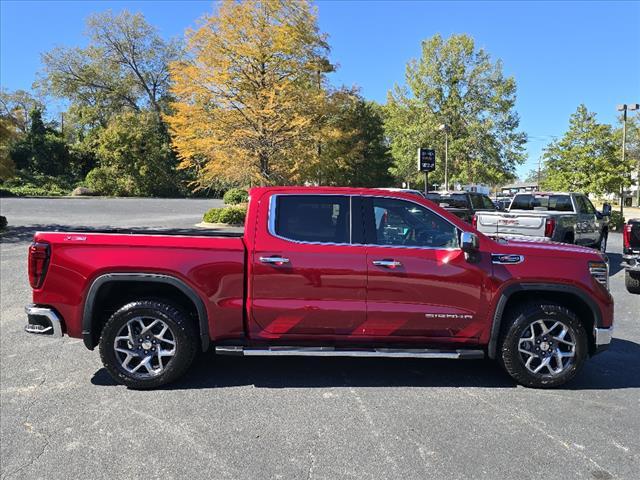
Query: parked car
426,190,496,223
622,218,640,294
474,192,611,252
25,186,613,389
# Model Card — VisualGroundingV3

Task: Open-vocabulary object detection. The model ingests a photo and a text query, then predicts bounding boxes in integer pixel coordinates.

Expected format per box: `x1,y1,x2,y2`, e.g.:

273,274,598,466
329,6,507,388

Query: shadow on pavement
606,252,624,276
91,338,640,391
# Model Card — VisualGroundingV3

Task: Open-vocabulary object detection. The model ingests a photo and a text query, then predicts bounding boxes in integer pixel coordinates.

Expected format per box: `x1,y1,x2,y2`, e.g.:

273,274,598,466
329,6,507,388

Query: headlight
589,261,609,290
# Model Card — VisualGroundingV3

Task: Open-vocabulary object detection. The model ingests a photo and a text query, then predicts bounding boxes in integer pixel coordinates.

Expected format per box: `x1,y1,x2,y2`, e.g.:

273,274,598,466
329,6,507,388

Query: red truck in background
25,187,614,389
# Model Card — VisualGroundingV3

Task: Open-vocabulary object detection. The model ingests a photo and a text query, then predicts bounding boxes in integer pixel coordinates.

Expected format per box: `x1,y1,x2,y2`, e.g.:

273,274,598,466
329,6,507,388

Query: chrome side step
215,346,484,359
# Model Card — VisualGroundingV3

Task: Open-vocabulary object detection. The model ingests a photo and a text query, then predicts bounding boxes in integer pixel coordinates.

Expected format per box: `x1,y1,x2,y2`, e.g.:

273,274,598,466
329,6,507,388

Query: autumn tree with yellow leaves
167,0,333,187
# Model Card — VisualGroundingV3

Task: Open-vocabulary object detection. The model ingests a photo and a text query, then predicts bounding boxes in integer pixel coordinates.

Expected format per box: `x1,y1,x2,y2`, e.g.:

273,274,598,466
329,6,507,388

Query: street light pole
617,103,639,215
439,124,450,190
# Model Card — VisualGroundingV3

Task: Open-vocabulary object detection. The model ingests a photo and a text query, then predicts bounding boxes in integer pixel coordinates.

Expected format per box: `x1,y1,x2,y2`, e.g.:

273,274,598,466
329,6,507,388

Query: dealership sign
417,148,436,172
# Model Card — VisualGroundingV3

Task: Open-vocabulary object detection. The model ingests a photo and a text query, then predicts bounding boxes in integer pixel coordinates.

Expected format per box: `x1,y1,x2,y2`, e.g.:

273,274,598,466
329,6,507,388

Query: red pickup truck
25,187,613,389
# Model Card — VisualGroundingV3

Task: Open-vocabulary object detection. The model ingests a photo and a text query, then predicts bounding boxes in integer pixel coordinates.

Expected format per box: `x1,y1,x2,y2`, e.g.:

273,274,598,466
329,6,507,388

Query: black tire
498,302,588,388
626,270,640,294
99,300,198,389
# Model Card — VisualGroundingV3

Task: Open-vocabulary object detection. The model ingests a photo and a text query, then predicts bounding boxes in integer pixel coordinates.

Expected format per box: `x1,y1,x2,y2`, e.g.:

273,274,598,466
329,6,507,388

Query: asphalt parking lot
1,197,639,479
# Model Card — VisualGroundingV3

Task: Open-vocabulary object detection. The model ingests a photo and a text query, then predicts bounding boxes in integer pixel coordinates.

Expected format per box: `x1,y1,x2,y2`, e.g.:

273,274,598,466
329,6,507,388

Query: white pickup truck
474,192,611,252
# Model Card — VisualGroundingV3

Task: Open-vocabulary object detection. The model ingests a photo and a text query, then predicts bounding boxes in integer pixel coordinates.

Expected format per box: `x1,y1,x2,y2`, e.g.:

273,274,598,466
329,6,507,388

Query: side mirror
460,231,479,253
602,203,612,216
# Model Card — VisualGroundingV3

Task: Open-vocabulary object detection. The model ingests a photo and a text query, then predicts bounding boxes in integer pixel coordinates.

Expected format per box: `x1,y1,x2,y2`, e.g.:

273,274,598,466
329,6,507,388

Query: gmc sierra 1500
25,187,613,389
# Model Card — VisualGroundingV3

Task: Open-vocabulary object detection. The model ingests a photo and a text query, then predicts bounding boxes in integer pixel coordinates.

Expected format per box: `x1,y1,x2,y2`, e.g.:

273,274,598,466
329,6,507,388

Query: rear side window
273,195,350,244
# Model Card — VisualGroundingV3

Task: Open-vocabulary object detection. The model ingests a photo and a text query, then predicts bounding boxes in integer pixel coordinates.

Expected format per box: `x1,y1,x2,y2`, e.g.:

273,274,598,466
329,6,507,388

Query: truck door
250,194,367,339
575,195,599,246
362,196,491,341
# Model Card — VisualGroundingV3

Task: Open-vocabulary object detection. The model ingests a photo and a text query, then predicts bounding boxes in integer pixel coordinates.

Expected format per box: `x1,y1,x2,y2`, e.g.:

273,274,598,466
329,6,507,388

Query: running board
215,346,485,359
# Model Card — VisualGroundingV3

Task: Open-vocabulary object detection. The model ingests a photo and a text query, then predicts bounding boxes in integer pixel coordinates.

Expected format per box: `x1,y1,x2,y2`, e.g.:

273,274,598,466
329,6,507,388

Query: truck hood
496,238,604,259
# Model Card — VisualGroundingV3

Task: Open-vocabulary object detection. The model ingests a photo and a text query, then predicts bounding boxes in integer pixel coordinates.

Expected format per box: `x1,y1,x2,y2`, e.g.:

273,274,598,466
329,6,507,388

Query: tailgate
630,221,640,251
476,211,547,238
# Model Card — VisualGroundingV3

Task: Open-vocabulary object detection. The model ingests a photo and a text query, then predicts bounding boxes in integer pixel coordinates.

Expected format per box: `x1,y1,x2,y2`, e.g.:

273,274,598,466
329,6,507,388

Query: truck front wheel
499,302,588,388
99,300,198,389
625,270,640,294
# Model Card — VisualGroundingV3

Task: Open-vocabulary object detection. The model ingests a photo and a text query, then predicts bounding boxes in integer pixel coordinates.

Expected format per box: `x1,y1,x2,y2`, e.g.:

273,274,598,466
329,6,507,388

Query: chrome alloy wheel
113,316,176,377
517,319,576,376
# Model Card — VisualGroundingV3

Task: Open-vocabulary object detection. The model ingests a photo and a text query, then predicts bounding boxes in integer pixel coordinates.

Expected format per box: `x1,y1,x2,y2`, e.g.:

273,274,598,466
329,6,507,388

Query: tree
166,0,331,188
0,119,17,180
85,111,181,196
40,10,181,126
312,90,392,187
384,34,526,189
0,89,45,134
9,109,70,176
542,105,626,196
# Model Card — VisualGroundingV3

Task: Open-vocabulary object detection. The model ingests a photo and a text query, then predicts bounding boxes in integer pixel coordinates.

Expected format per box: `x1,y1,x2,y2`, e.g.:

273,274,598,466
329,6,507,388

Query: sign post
417,148,436,195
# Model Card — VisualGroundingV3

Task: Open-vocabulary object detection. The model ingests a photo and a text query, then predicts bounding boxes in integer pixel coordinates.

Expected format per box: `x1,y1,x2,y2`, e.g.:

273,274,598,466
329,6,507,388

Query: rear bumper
593,326,613,354
25,305,63,338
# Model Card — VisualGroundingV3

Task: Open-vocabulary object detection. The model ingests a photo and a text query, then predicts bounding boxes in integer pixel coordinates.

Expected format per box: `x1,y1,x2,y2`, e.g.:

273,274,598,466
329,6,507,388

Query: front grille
589,261,609,290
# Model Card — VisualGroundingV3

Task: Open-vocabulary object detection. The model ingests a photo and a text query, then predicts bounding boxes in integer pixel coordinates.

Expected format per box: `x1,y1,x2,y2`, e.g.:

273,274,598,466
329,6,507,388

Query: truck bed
35,226,244,237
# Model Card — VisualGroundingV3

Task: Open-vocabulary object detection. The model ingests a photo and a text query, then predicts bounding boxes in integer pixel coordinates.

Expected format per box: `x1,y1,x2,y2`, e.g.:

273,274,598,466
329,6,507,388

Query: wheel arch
82,273,210,352
488,283,602,359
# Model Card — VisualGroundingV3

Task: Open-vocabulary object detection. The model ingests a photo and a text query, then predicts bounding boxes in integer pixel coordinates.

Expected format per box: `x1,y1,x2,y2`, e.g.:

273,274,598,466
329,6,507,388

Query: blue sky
1,0,639,179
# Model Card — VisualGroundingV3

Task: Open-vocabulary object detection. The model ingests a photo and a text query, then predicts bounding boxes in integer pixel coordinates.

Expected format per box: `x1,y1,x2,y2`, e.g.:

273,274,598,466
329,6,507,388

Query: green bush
609,211,625,231
85,166,139,196
203,205,246,225
223,188,248,205
1,171,73,197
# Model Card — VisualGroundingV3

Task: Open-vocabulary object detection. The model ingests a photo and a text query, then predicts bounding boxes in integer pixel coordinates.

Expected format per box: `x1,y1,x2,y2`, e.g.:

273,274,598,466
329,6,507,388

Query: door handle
372,259,402,268
259,256,290,265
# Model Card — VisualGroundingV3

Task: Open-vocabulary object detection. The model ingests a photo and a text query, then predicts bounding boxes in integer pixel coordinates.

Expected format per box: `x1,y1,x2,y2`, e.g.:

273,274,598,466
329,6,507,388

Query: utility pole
617,103,639,215
439,124,450,190
537,155,542,186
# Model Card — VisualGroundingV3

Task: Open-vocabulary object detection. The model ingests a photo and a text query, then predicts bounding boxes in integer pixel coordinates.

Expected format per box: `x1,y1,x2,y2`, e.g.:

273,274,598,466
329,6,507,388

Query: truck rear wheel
99,300,198,389
498,302,587,388
626,271,640,294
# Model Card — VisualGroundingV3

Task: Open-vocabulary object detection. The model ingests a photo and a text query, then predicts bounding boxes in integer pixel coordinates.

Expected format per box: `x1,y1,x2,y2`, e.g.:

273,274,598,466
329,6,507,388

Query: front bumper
593,326,613,354
621,255,640,271
25,305,63,338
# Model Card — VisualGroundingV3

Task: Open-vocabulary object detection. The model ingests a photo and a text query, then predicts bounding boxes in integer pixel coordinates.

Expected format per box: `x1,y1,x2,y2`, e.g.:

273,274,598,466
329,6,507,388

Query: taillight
472,215,478,229
544,218,556,238
28,242,50,289
623,223,631,250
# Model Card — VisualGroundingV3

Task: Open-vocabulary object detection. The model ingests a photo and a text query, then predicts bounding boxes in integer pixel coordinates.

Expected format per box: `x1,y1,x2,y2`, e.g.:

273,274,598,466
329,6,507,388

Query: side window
575,196,588,214
583,197,596,214
470,194,484,210
370,198,458,248
274,195,350,244
481,195,496,210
